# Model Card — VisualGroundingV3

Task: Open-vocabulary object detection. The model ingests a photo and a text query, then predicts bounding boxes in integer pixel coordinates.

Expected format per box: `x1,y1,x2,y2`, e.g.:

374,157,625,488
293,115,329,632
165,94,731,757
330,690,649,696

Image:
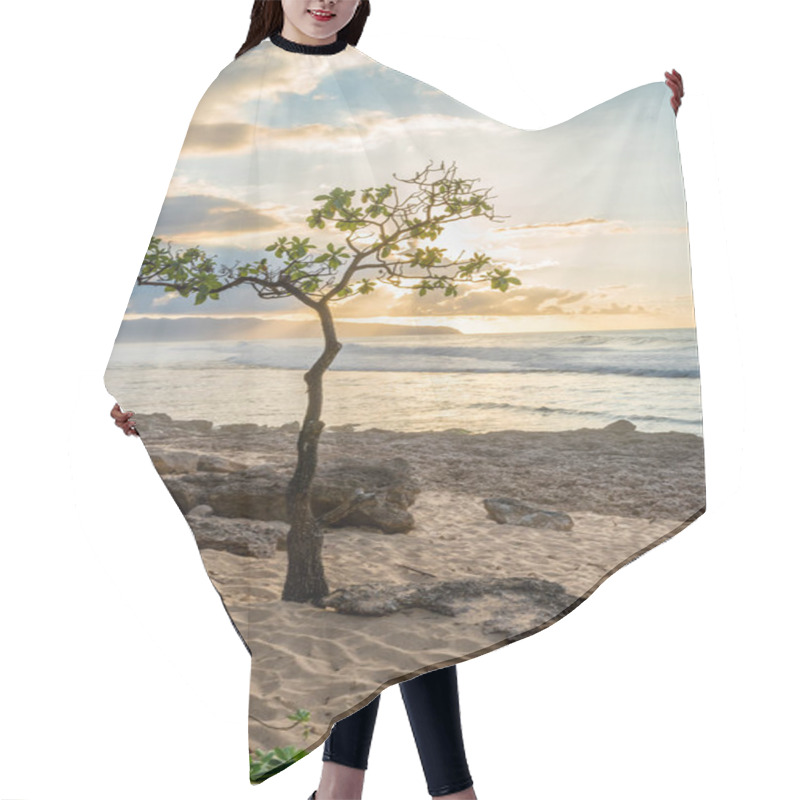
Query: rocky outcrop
321,576,581,638
311,457,419,533
483,497,574,531
603,419,637,433
128,411,706,521
186,505,285,557
158,457,420,534
149,449,247,475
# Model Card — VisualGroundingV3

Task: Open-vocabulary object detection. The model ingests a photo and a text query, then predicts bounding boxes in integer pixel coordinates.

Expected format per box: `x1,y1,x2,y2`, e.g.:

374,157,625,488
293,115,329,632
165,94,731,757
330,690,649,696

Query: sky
122,38,695,336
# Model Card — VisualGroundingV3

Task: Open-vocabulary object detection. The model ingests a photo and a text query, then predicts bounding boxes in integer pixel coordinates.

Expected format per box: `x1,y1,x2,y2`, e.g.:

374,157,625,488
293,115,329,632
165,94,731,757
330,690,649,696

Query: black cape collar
269,31,348,55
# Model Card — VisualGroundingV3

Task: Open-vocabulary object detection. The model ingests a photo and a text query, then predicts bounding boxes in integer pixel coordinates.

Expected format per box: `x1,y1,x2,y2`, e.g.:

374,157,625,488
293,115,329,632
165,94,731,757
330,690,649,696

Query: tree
137,160,521,603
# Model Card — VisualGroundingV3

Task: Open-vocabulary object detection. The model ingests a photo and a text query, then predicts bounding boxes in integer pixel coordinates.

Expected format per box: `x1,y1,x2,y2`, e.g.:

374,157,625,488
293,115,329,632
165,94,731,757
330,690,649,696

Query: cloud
191,48,345,127
152,293,178,308
333,283,590,318
181,123,254,155
579,302,648,315
180,108,509,159
257,110,507,154
493,217,634,238
154,194,287,240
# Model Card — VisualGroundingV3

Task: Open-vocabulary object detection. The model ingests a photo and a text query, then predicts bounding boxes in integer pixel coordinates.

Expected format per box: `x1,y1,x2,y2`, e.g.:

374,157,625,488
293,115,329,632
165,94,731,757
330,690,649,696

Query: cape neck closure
269,31,348,55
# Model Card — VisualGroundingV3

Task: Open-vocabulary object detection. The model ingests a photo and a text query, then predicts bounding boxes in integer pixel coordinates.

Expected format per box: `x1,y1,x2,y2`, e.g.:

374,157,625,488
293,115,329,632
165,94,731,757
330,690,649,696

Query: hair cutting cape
104,31,705,785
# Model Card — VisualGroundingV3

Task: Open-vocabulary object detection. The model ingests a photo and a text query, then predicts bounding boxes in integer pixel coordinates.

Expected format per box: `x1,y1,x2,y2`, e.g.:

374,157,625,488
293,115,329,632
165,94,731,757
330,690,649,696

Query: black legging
322,664,474,797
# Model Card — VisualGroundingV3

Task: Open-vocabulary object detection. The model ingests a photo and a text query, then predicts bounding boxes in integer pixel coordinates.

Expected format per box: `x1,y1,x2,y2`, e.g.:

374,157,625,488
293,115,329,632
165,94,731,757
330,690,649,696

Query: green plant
249,708,315,783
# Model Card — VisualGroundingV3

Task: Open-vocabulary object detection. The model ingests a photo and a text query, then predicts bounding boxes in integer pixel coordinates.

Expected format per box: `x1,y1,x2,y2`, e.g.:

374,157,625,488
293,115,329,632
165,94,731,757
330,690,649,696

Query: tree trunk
282,416,329,603
281,302,342,604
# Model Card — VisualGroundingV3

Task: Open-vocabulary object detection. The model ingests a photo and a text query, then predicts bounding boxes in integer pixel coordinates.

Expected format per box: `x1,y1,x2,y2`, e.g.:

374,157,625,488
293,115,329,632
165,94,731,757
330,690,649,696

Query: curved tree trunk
282,301,342,604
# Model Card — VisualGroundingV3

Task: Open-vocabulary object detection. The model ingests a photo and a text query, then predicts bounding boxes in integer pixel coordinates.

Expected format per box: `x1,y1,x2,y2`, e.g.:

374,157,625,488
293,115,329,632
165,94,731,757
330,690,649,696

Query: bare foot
316,761,366,800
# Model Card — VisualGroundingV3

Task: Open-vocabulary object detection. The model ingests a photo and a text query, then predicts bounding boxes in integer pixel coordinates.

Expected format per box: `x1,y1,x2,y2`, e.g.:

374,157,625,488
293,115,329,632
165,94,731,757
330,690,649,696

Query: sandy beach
130,412,705,771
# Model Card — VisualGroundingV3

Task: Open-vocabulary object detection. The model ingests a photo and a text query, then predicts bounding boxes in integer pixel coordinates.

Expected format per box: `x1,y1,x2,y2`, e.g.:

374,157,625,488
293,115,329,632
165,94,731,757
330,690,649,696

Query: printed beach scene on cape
104,42,705,782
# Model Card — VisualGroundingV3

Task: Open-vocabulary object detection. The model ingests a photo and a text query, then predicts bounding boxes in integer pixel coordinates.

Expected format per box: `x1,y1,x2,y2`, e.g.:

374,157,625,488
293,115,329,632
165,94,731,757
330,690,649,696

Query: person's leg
400,665,476,798
315,693,382,800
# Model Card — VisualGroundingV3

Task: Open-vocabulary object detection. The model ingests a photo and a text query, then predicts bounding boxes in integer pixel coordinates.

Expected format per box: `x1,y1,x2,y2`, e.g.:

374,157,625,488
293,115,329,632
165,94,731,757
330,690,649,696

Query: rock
197,454,249,473
131,413,212,439
312,457,420,533
483,497,574,531
264,521,290,551
341,497,414,534
148,450,248,475
172,418,214,433
216,422,261,434
128,413,173,440
185,510,282,558
162,457,420,534
139,412,173,424
603,419,636,433
187,504,214,517
279,421,300,432
163,464,287,520
322,576,579,622
149,449,200,475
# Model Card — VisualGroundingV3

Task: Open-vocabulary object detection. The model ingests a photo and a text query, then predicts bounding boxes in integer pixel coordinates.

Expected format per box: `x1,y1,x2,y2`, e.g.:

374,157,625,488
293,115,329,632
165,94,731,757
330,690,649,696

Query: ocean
104,327,703,436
